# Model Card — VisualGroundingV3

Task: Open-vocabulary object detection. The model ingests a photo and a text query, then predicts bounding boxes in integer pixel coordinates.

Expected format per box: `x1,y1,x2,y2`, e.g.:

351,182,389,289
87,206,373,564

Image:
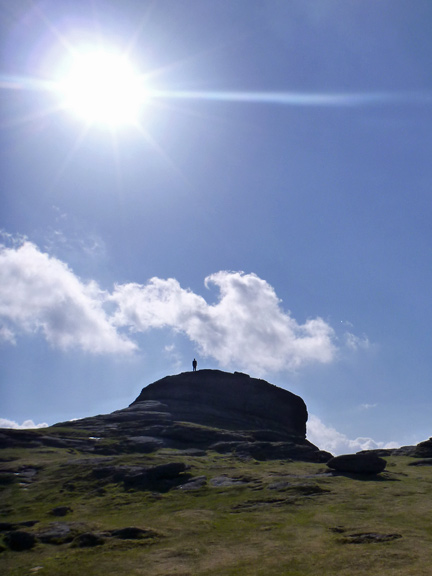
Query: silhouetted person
192,358,197,372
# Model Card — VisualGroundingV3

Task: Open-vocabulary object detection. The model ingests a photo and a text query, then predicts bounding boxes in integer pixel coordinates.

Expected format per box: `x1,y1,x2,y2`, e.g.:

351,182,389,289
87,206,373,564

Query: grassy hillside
1,426,432,575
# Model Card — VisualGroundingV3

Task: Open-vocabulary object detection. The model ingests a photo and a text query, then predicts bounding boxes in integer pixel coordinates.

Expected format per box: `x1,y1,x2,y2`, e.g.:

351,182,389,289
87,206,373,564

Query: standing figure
192,358,197,372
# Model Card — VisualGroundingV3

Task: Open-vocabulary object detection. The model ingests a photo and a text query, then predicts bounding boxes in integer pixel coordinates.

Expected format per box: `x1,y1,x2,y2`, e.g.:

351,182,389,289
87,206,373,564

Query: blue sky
1,0,432,454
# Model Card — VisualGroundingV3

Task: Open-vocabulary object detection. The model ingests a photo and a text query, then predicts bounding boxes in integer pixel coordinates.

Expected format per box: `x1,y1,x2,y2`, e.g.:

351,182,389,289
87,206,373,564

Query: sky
1,0,432,455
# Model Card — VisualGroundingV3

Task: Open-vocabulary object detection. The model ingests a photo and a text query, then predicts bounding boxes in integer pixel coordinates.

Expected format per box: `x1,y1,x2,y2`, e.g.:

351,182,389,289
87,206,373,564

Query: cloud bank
307,415,400,455
0,240,337,373
0,241,136,354
110,271,336,373
0,418,48,429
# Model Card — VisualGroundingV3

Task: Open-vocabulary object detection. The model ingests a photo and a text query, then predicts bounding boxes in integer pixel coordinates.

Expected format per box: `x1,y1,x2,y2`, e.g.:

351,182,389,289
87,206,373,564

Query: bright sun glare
59,49,145,127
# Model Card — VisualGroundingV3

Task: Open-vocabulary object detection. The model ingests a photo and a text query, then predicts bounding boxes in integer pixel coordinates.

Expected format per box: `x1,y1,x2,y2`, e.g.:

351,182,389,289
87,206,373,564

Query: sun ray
108,127,127,207
131,120,191,189
147,89,432,107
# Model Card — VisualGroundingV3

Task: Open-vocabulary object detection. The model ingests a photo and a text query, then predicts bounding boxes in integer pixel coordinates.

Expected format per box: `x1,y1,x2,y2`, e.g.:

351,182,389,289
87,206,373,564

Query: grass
1,433,432,575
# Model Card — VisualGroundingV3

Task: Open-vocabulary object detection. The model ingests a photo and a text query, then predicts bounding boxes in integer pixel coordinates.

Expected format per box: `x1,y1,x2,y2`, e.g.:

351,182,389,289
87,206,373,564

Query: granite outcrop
0,369,331,462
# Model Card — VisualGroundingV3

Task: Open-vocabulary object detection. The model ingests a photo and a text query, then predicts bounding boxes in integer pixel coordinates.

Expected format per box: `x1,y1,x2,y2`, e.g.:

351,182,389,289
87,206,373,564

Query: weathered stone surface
341,532,402,544
177,476,207,490
210,476,249,488
132,370,307,438
36,522,94,545
327,453,387,475
36,522,73,544
0,430,42,449
4,531,36,551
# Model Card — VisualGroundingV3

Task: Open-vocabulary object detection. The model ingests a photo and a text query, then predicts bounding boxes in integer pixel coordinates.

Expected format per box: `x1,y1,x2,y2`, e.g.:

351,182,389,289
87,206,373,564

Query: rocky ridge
0,370,330,462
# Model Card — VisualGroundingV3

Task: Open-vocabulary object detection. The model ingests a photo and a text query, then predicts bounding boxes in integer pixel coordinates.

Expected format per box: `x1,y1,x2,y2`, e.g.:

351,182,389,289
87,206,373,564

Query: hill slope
2,371,432,575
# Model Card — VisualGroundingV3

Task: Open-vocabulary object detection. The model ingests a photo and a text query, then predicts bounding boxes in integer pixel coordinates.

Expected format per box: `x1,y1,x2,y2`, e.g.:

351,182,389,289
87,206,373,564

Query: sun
59,49,146,127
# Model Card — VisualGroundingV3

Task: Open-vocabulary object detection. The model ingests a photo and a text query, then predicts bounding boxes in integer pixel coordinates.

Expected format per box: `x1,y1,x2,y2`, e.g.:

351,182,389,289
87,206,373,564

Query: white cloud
345,332,370,350
111,271,337,373
359,403,377,411
0,418,48,429
0,240,340,372
0,324,16,344
307,414,400,456
0,241,136,354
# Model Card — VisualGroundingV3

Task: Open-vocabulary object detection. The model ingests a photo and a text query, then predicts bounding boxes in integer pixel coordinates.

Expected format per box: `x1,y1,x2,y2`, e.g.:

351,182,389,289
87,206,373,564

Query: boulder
124,462,191,491
327,453,386,475
412,437,432,458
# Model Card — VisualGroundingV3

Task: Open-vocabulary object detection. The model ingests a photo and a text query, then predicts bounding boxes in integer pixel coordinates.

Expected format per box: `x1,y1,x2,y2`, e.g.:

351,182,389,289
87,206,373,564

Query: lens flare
59,50,146,126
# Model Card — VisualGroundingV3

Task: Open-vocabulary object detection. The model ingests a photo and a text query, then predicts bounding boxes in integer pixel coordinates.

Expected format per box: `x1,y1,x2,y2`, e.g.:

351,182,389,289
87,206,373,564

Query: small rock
50,506,72,517
4,531,37,551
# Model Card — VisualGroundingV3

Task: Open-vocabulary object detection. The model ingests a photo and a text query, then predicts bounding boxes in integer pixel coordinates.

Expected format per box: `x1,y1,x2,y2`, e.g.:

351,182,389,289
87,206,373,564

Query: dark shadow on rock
91,461,192,492
50,506,72,517
4,531,37,551
71,532,105,547
408,458,432,466
109,527,160,540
